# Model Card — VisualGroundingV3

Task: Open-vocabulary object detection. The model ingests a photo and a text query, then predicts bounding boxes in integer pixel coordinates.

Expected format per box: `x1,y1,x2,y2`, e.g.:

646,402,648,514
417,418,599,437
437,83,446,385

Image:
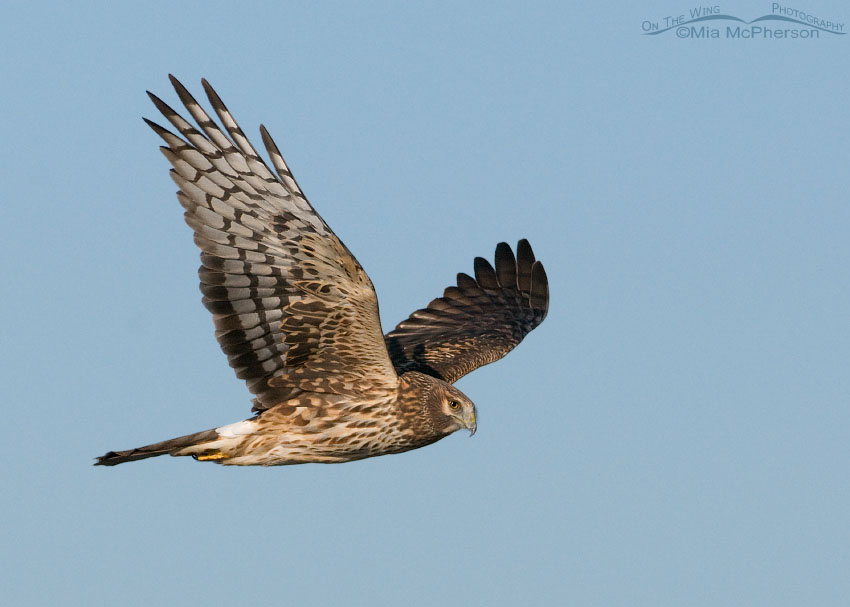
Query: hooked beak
466,406,477,437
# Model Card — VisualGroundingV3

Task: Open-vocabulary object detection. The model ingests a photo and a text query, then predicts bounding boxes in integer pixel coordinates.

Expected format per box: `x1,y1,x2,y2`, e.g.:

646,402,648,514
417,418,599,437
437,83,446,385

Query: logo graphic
642,4,845,39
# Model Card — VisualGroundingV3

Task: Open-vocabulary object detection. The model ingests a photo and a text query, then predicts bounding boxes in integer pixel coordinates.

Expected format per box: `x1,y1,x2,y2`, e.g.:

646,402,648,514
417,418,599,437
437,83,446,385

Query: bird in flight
96,76,548,467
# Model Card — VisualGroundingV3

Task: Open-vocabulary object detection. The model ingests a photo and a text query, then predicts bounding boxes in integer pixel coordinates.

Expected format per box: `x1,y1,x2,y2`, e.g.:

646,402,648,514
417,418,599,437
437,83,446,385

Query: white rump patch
215,419,257,438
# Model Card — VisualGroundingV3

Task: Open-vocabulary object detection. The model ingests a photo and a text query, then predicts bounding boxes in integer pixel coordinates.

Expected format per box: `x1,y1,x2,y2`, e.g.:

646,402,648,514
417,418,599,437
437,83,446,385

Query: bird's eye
449,400,460,410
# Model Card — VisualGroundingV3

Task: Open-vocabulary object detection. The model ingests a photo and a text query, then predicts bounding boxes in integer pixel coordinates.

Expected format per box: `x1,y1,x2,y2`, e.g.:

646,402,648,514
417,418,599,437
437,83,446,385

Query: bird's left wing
384,240,548,384
147,76,398,412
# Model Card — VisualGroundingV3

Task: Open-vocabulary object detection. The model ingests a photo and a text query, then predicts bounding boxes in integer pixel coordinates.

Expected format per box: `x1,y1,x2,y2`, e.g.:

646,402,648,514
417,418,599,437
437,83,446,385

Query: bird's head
431,381,478,437
401,371,478,438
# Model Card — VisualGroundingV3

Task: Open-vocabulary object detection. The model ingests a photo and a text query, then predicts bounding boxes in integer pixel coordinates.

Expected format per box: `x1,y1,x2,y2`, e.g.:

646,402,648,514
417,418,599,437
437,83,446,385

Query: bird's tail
95,428,220,466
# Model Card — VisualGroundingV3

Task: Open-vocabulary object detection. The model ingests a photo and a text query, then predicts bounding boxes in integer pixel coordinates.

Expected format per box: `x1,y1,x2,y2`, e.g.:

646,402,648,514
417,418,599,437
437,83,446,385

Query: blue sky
2,1,848,605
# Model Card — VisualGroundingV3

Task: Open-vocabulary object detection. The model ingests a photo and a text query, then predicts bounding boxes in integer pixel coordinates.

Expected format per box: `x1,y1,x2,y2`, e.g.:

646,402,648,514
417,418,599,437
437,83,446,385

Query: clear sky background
2,2,848,605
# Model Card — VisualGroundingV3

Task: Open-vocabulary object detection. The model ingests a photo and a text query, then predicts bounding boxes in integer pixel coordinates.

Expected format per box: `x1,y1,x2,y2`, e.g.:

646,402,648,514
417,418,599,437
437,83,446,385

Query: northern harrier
96,76,548,467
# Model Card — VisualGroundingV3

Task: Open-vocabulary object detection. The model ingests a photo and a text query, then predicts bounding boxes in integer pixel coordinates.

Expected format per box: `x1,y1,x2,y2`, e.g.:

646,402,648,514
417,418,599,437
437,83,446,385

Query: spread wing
147,76,398,412
384,240,549,384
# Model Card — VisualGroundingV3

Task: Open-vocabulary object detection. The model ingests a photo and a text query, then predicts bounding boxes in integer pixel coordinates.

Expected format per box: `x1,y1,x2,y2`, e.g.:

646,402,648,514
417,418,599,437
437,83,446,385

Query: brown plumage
95,76,549,467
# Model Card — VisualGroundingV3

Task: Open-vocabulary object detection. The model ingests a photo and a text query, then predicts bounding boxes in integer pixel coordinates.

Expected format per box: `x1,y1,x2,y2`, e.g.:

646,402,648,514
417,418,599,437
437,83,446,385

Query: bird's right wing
147,76,398,412
384,240,549,384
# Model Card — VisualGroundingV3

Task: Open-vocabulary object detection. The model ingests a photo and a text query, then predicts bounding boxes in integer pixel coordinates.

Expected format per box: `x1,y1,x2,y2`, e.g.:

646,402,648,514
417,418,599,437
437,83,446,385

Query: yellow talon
197,452,226,461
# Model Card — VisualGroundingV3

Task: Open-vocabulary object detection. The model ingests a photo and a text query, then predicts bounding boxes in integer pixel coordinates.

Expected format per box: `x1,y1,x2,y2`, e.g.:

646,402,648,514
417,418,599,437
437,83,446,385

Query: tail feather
95,428,219,466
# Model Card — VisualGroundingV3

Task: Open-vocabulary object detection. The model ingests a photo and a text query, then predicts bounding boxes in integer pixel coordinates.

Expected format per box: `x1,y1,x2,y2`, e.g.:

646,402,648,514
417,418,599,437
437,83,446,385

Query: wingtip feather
494,242,517,288
530,261,549,316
